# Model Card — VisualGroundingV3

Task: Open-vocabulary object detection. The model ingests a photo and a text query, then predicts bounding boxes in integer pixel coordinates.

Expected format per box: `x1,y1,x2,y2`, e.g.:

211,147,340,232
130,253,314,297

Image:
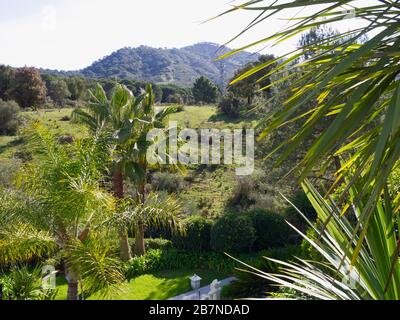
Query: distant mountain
43,43,259,87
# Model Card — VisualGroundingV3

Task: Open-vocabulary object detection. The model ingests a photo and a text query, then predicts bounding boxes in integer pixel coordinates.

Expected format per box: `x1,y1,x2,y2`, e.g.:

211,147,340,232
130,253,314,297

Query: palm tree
73,83,179,259
230,178,400,300
0,123,124,300
217,0,400,263
115,193,186,256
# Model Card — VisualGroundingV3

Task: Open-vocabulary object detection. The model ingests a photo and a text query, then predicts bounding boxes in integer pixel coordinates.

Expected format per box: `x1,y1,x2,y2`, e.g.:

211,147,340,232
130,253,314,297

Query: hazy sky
0,0,371,70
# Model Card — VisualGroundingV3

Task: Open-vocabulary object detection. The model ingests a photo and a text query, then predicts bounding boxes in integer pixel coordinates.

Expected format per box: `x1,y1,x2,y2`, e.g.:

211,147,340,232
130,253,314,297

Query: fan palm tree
217,0,400,262
230,178,400,300
0,123,124,300
73,83,179,259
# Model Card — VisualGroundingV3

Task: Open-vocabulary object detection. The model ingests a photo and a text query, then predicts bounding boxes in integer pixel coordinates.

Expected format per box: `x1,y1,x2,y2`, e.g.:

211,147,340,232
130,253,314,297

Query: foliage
192,76,220,104
248,209,294,251
65,77,88,101
0,265,57,300
172,215,214,252
144,238,173,251
79,43,256,87
9,67,46,109
125,246,300,281
219,0,400,245
151,172,186,193
0,100,20,135
46,79,71,106
228,54,275,105
231,179,400,300
0,65,15,101
0,123,124,299
218,93,245,118
284,190,317,230
211,214,256,254
120,192,186,235
159,84,193,104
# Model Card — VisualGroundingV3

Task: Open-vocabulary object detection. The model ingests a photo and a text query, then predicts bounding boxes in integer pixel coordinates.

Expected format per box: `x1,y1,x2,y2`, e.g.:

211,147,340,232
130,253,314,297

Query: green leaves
0,223,57,266
218,0,400,250
66,236,125,299
115,192,186,237
229,179,400,300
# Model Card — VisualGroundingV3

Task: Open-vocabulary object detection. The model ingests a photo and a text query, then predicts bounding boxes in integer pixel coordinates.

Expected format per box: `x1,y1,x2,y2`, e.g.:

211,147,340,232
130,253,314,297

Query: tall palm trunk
113,166,132,261
65,267,79,301
134,171,147,257
134,222,146,256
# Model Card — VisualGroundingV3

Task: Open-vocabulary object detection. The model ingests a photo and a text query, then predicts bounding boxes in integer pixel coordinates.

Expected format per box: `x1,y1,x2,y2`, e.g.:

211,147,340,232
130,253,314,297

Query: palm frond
229,178,400,300
0,224,57,265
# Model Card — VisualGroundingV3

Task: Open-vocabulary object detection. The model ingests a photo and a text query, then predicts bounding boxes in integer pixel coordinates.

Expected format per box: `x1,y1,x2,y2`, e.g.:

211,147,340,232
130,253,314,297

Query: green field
0,106,251,216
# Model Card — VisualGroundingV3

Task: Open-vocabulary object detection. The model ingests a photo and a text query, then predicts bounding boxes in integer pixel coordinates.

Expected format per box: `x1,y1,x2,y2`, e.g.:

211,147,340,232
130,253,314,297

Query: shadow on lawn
0,137,24,155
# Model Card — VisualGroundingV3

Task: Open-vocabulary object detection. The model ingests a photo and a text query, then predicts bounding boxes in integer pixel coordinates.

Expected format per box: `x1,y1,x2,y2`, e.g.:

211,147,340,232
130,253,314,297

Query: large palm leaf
217,0,400,261
230,178,400,300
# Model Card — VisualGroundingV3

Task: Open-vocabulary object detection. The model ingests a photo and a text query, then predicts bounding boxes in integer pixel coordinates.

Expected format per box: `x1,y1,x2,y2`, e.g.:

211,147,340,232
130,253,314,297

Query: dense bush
210,214,256,253
129,238,173,253
172,215,213,252
218,93,246,118
284,190,317,230
151,172,186,193
145,238,173,251
0,99,20,135
227,177,257,210
249,209,294,251
125,249,236,279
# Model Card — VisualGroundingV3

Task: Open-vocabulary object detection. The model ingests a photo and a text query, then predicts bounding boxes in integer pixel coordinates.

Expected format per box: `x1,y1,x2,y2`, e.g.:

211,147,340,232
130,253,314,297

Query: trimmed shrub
211,214,256,253
249,209,294,251
129,238,173,253
0,100,20,135
172,215,213,252
145,238,173,251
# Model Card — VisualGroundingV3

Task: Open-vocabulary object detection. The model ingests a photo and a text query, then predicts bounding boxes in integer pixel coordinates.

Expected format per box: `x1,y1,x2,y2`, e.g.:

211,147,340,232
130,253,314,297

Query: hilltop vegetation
43,43,258,88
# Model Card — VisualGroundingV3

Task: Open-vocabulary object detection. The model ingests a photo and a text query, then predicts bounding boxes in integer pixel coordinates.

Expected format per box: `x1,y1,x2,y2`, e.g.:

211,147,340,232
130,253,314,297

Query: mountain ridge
42,42,259,87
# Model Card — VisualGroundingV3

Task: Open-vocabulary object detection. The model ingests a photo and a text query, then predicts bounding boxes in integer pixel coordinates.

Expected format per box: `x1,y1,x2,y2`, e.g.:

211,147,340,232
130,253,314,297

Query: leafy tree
160,84,192,104
0,100,20,135
228,55,275,106
218,92,246,118
9,67,46,109
47,79,71,106
73,83,183,258
117,193,186,256
192,76,219,104
66,77,87,101
0,123,124,300
0,65,15,101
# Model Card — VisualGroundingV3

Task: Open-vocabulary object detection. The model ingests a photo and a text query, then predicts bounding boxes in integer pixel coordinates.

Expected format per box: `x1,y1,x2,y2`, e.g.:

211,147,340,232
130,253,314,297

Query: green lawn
55,269,228,300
